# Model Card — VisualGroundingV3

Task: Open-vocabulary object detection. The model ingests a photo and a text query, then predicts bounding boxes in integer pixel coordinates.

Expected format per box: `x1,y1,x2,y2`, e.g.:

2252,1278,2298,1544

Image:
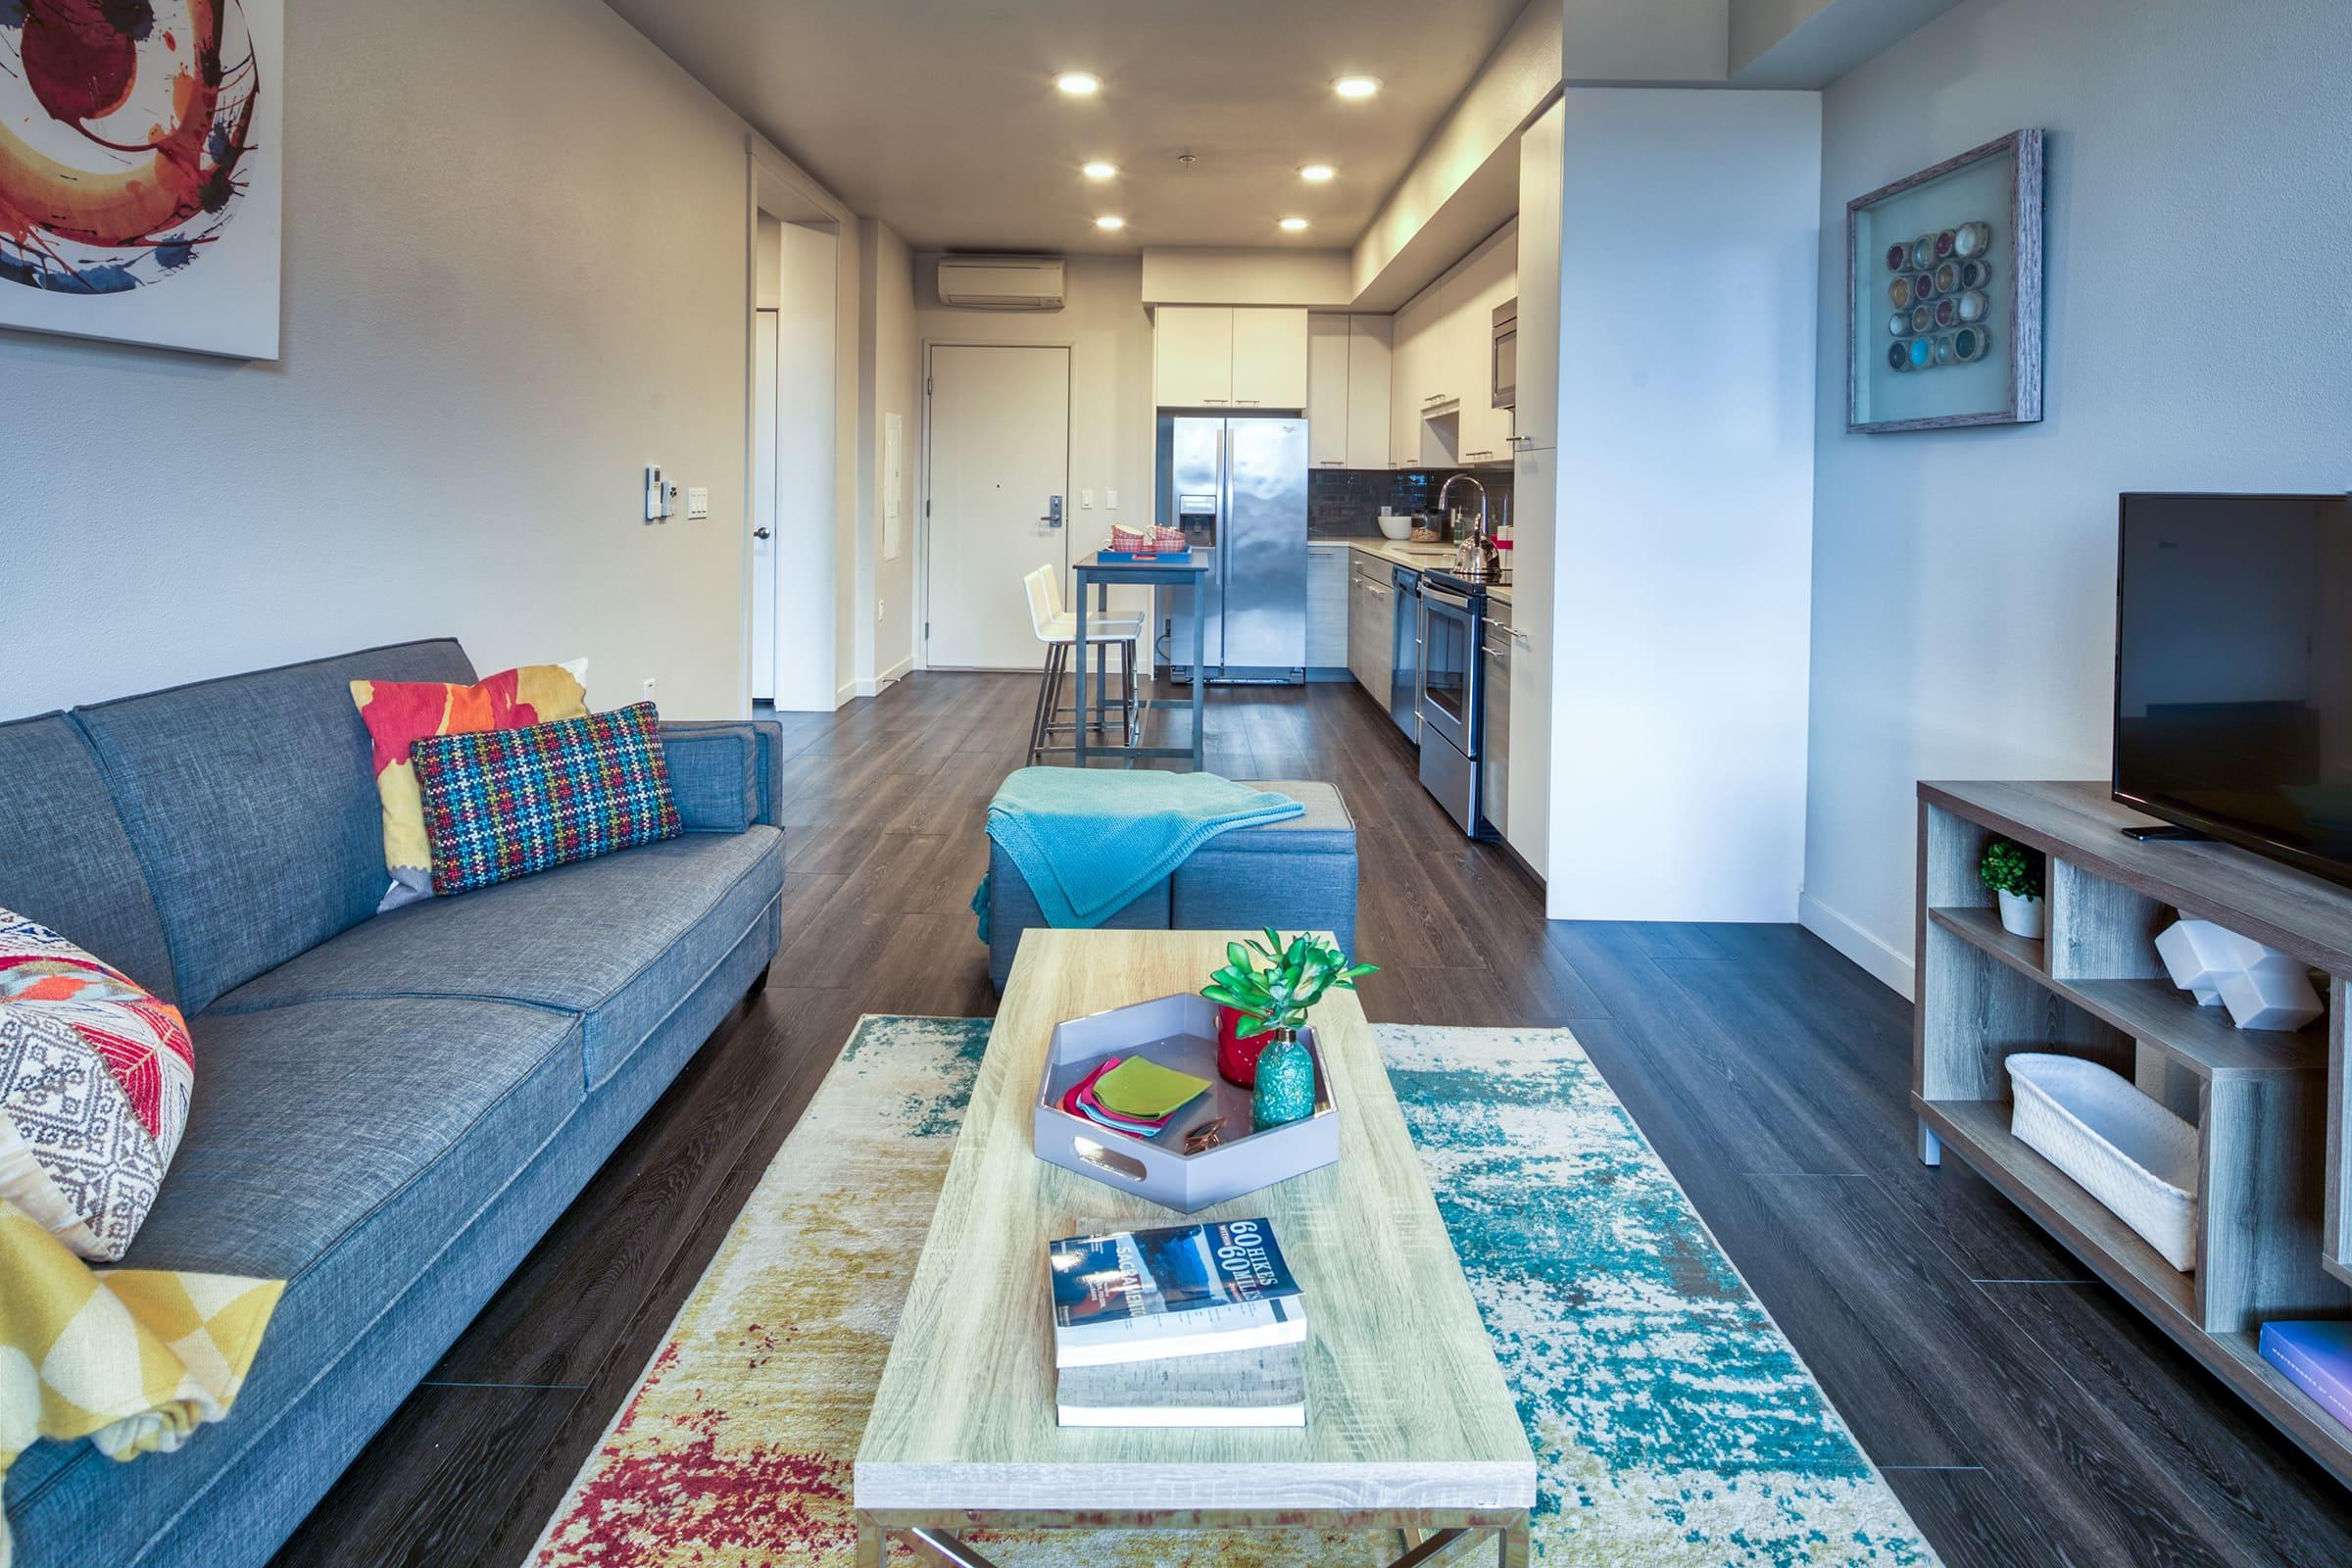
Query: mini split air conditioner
936,256,1065,311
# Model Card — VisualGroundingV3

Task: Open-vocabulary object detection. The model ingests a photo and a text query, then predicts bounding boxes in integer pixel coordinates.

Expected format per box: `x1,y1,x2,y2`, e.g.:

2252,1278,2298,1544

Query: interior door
751,310,779,702
925,344,1072,669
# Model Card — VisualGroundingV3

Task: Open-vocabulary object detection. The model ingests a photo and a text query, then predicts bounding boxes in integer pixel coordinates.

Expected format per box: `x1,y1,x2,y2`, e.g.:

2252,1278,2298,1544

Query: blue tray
1096,549,1193,564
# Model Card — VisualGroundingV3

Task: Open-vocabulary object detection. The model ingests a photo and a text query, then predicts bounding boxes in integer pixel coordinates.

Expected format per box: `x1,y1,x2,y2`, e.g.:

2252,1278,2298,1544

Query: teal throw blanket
973,768,1303,941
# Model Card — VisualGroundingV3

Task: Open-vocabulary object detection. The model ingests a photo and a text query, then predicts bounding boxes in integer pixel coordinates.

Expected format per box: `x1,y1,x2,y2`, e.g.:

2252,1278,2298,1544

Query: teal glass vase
1250,1030,1314,1130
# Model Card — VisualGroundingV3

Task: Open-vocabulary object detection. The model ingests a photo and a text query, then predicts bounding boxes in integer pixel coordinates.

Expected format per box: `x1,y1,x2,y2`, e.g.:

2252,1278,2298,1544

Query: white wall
1140,250,1354,308
1547,87,1822,922
1800,0,2352,996
912,254,1158,657
0,0,759,721
858,219,920,685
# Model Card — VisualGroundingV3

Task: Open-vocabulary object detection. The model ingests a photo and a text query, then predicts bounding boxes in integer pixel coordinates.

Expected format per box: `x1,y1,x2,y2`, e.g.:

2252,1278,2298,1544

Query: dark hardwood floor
278,672,2352,1567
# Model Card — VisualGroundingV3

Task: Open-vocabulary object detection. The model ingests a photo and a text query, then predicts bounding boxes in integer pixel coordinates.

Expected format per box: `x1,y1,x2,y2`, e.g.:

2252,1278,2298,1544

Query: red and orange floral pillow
350,661,587,909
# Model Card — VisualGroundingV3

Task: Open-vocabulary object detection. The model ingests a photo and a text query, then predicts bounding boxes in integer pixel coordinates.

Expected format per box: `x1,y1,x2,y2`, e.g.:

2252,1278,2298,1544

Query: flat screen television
2115,492,2352,883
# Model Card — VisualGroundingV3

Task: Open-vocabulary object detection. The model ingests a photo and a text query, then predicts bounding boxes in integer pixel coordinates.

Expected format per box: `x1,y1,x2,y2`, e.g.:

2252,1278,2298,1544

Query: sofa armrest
659,720,785,831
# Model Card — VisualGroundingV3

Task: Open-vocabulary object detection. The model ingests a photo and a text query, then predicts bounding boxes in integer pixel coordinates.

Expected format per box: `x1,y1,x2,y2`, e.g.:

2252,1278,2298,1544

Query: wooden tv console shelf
1916,781,2352,1486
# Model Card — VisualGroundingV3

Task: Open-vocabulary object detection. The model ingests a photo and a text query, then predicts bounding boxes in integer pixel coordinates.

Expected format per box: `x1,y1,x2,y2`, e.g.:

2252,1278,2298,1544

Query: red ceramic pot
1216,1006,1272,1087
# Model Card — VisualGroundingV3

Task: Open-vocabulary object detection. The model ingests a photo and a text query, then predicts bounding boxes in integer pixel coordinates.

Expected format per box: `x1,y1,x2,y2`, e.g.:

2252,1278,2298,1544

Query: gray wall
0,0,757,720
1800,0,2352,993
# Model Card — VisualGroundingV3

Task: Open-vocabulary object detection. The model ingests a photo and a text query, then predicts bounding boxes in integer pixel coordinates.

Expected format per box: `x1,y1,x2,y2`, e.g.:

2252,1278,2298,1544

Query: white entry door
926,344,1071,669
751,310,779,702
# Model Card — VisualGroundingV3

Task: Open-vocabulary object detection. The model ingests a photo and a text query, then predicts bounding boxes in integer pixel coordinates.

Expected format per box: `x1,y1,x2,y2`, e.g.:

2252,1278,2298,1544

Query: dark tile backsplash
1307,466,1515,540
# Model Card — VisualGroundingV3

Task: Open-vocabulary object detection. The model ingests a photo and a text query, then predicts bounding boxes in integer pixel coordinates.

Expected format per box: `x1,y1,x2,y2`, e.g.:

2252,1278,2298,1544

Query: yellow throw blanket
0,1201,281,1567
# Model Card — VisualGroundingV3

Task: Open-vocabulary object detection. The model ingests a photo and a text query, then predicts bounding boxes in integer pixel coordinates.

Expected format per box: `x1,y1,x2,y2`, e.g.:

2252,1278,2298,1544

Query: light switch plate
1081,489,1094,510
1105,489,1118,511
687,486,710,519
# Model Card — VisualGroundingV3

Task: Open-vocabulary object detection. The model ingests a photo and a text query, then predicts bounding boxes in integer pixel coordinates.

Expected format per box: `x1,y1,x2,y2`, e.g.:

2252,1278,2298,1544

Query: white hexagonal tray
1033,993,1338,1213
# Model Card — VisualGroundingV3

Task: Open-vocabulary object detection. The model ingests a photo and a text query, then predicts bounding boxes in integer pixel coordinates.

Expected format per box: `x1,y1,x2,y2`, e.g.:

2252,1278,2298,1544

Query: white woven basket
2006,1053,2199,1272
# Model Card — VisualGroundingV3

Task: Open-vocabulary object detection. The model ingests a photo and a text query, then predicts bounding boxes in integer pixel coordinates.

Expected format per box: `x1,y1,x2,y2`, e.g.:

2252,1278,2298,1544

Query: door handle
752,527,772,539
1041,496,1064,528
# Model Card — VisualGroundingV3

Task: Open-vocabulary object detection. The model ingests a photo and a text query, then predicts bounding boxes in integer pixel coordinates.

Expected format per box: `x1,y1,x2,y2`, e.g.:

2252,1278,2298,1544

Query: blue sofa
0,640,787,1567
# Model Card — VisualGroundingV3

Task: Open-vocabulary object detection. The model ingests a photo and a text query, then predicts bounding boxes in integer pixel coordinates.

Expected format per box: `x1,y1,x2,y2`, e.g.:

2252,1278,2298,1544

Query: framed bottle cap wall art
1846,129,2045,433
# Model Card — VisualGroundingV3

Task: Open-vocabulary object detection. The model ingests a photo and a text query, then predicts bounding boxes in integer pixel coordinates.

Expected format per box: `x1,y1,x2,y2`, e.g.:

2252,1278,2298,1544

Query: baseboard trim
1798,891,1914,1001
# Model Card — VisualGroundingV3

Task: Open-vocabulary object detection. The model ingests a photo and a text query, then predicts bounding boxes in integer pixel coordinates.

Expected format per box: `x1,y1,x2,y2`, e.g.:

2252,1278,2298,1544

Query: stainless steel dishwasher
1389,564,1422,741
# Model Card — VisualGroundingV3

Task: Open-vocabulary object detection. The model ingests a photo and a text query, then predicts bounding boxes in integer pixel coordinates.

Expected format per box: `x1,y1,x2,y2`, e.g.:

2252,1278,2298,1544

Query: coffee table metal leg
1386,1527,1468,1565
906,1530,1001,1568
1497,1513,1531,1568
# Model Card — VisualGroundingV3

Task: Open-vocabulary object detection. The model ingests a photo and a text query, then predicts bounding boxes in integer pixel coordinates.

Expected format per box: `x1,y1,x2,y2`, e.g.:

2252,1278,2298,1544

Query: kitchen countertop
1336,539,1513,604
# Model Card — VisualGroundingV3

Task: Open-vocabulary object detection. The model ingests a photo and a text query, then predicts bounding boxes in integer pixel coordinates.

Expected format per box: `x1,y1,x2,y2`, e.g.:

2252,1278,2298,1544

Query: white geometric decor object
2154,918,2326,1032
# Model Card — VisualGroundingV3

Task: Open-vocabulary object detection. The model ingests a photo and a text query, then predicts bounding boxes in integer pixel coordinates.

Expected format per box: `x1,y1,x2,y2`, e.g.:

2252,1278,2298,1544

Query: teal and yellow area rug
534,1018,1936,1566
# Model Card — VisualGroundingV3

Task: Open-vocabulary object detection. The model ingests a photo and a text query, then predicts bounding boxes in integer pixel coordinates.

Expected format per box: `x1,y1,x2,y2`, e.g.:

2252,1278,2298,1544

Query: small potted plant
1981,836,2046,940
1202,929,1376,1129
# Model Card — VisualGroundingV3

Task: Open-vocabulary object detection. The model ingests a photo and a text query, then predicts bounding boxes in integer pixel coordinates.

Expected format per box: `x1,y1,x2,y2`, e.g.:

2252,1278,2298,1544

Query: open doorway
748,160,842,710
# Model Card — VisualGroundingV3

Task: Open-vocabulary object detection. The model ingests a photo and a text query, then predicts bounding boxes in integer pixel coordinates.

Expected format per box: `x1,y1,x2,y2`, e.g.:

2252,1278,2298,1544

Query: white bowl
1377,514,1411,540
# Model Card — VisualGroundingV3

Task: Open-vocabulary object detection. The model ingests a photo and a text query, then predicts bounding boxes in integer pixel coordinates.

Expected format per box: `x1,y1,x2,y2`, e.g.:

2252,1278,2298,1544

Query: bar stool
1023,565,1142,764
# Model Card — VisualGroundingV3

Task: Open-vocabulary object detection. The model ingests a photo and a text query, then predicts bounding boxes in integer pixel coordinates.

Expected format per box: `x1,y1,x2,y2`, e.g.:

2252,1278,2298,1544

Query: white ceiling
603,0,1531,254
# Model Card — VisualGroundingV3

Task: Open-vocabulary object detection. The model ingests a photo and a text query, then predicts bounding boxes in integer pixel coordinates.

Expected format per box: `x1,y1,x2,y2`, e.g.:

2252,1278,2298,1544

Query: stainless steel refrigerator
1154,414,1308,683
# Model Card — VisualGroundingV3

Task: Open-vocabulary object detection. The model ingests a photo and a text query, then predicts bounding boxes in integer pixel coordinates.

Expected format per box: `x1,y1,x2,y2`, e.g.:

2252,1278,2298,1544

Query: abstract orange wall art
0,0,280,357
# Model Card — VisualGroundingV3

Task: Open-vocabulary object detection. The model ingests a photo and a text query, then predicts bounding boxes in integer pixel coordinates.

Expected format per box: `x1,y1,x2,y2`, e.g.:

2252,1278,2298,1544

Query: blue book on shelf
2259,1320,2352,1432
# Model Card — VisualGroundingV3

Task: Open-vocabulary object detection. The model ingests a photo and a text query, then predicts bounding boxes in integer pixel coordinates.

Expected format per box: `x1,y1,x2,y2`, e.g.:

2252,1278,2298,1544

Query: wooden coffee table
855,930,1536,1567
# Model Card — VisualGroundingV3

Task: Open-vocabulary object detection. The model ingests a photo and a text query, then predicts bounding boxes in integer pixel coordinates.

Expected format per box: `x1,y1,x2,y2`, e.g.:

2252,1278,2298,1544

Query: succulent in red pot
1202,928,1376,1098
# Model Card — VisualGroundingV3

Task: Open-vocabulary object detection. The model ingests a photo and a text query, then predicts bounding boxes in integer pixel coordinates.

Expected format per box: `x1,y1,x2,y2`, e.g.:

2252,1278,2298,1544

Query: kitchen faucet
1436,472,1488,542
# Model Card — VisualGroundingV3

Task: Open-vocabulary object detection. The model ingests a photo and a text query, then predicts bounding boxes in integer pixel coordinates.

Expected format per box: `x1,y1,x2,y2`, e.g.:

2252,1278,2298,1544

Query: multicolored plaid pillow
411,703,682,896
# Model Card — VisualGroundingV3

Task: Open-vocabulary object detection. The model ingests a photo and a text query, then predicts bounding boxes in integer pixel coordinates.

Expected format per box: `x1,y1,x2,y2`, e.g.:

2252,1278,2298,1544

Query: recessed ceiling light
1298,164,1336,182
1082,160,1119,180
1055,72,1102,95
1095,215,1126,230
1278,217,1310,232
1332,75,1381,99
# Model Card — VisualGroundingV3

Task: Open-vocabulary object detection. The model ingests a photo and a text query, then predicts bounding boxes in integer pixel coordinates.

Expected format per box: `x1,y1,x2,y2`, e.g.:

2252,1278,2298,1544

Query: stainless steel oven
1416,577,1486,834
1491,298,1517,411
1417,580,1479,758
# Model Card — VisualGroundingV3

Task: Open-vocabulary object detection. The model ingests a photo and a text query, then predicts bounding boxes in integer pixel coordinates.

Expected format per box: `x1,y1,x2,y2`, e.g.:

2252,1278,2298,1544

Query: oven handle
1423,584,1475,613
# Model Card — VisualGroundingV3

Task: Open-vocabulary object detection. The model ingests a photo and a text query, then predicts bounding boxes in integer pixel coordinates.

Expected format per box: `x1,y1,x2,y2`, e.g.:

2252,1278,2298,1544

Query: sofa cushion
2,993,583,1536
0,715,180,1006
659,721,762,832
207,826,785,1090
0,907,196,1260
70,640,478,1015
350,660,588,911
413,703,681,896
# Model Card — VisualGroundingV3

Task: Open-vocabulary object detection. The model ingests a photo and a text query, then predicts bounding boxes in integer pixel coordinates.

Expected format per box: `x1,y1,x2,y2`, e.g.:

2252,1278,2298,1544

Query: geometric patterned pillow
349,660,588,912
410,702,682,897
0,909,196,1261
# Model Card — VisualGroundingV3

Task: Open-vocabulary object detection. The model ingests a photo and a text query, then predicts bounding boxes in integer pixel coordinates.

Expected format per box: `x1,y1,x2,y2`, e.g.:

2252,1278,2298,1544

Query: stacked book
1047,1217,1305,1428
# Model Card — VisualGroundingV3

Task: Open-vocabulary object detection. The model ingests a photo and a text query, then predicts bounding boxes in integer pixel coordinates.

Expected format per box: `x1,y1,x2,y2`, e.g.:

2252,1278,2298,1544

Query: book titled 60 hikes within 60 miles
1047,1217,1305,1369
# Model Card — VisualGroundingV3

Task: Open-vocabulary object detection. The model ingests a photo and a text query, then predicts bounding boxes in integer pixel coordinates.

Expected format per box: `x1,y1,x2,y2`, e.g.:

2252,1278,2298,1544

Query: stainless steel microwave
1491,298,1517,411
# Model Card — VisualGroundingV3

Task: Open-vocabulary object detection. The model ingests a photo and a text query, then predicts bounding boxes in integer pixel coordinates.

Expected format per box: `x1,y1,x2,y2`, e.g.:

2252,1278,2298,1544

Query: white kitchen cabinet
1481,597,1513,840
1345,317,1393,468
1504,443,1550,876
1453,225,1518,466
1515,100,1562,454
1388,283,1456,467
1154,306,1236,406
1305,543,1349,668
1308,314,1396,469
1348,553,1394,710
1155,306,1307,409
1230,308,1308,408
1306,315,1351,466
